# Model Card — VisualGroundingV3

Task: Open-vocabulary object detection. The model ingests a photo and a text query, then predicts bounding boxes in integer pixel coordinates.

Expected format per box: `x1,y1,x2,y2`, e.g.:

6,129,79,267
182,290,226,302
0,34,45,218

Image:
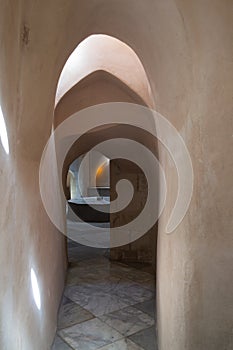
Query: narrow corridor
52,237,157,350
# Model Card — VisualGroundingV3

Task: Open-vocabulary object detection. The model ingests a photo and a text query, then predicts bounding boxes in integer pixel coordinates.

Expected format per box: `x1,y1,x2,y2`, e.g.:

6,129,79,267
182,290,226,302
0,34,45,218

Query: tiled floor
52,232,157,349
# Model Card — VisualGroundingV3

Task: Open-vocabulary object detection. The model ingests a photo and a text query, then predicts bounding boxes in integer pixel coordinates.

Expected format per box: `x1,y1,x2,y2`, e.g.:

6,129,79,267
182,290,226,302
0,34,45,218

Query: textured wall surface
0,2,68,350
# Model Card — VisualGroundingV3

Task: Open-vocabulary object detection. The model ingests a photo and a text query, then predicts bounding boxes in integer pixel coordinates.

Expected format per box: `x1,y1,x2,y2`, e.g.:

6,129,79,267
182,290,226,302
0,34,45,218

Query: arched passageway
52,35,158,349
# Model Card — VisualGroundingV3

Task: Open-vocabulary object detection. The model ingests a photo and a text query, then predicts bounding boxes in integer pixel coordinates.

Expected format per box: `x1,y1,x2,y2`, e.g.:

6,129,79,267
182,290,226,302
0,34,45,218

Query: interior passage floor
52,239,157,350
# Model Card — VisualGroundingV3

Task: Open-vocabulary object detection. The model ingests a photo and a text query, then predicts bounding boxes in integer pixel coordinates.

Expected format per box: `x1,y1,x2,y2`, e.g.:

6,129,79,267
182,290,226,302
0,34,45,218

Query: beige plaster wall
90,152,110,189
56,34,152,106
110,158,156,266
54,70,147,128
0,2,67,350
0,1,232,349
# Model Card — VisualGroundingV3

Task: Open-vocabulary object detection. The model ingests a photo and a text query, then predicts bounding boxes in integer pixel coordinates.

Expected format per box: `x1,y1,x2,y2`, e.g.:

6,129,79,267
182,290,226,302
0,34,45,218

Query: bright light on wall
30,268,41,310
0,106,9,154
96,160,110,178
96,164,104,177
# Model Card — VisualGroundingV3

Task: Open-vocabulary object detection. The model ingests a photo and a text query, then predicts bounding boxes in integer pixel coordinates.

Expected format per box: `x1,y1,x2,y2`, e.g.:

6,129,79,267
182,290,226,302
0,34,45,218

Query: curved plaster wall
95,158,109,188
54,70,147,127
56,34,152,106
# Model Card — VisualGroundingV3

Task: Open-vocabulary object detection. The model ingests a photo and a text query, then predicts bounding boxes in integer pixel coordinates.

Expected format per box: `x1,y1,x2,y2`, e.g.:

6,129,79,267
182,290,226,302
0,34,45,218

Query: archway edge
55,34,154,107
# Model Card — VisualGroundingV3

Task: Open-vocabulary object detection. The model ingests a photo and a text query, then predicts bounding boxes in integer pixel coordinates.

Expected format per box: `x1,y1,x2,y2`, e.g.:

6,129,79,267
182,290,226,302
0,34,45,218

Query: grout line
55,335,76,350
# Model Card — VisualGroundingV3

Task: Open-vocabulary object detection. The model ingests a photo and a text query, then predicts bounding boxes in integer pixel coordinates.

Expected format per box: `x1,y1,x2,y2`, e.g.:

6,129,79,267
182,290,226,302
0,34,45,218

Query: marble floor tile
53,227,156,349
51,335,73,350
66,221,111,248
66,271,103,287
140,266,155,275
136,279,155,292
110,265,153,284
68,252,109,266
66,266,111,286
64,285,129,316
129,326,157,350
98,338,144,350
117,261,152,272
68,264,108,277
112,282,154,305
66,275,126,295
99,305,154,337
77,256,110,268
68,240,108,255
58,296,94,329
58,318,122,350
134,299,156,319
65,275,116,295
125,271,154,284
